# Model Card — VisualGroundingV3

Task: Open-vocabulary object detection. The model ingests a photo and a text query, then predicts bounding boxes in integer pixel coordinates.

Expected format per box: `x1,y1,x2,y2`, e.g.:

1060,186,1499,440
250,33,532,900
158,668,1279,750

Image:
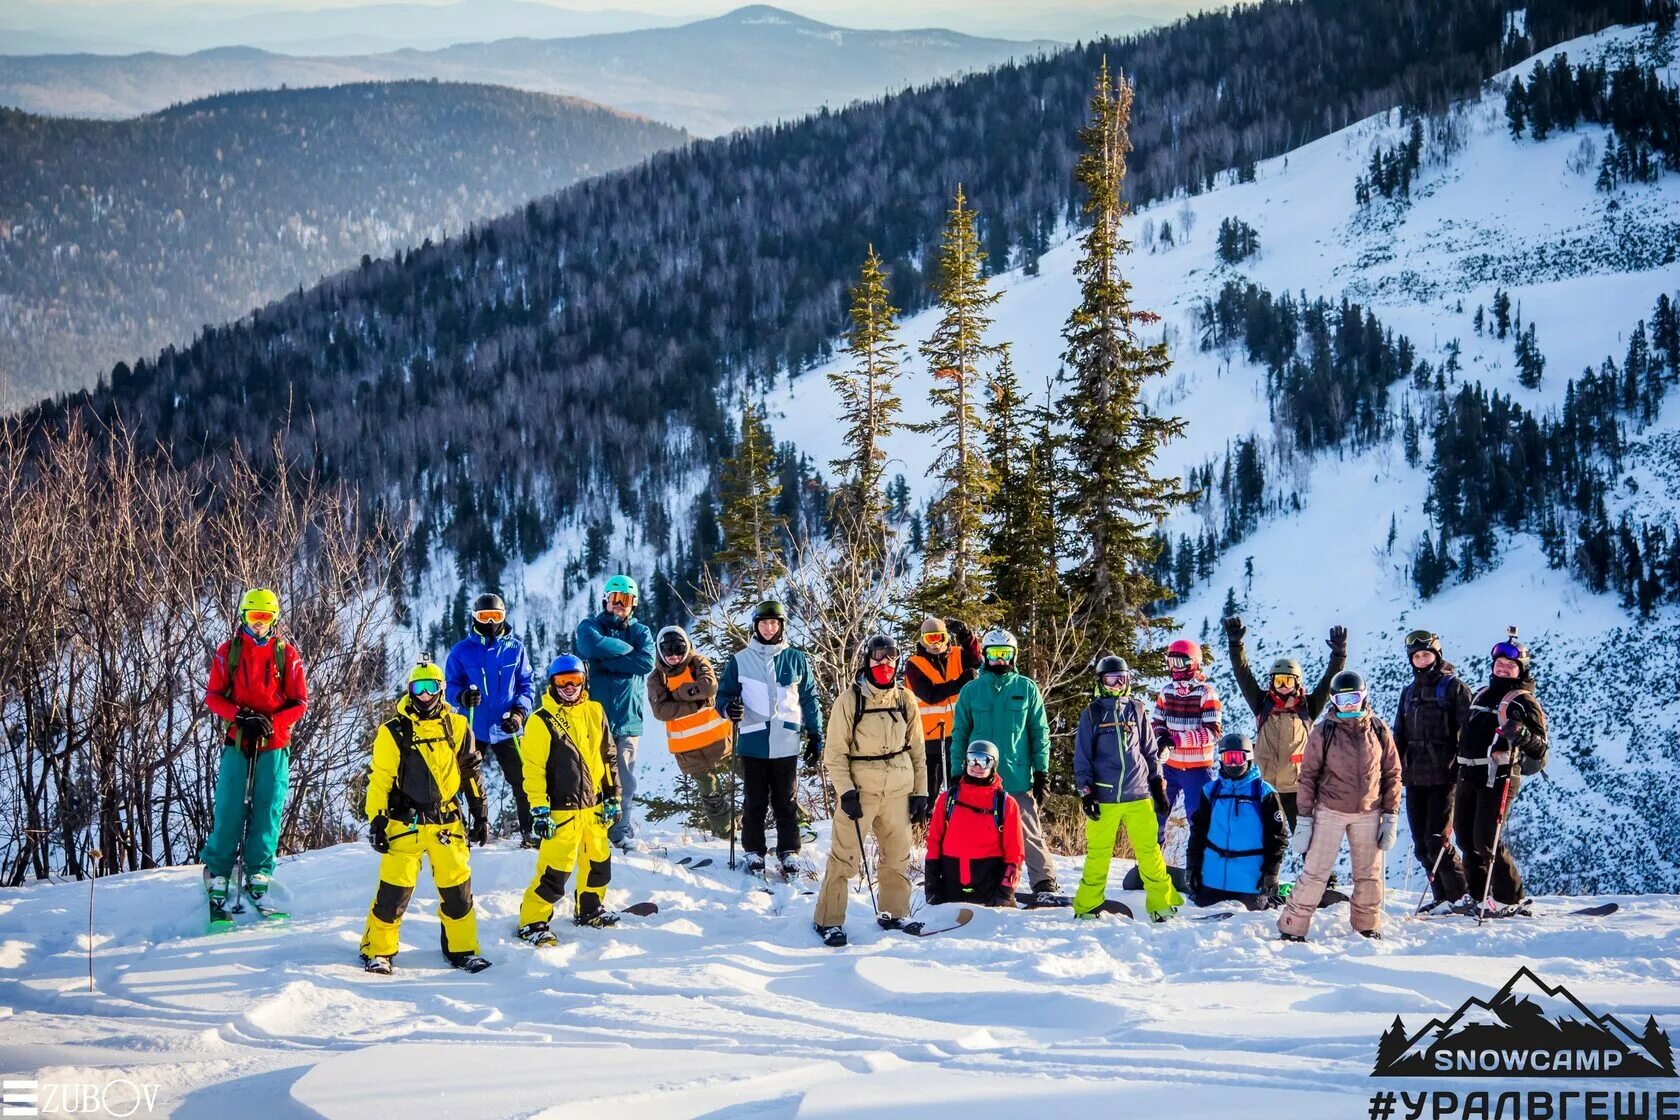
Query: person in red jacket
924,740,1024,907
199,588,308,910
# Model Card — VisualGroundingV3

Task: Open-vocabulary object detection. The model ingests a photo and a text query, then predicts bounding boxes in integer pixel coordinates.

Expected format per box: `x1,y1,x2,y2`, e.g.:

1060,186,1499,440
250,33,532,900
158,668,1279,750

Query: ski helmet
1406,629,1442,669
1269,656,1303,681
1093,653,1131,697
1329,669,1367,717
964,739,1000,781
471,592,507,638
407,655,445,710
980,628,1017,671
547,653,587,700
1217,732,1255,780
239,587,280,635
751,599,787,642
861,633,899,687
604,574,638,599
656,625,691,663
1490,626,1530,678
1166,638,1201,679
918,615,950,648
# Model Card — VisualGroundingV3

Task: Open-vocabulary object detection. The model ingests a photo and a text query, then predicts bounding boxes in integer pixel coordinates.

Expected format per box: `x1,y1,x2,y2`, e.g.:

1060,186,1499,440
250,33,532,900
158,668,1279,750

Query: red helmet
1166,638,1200,679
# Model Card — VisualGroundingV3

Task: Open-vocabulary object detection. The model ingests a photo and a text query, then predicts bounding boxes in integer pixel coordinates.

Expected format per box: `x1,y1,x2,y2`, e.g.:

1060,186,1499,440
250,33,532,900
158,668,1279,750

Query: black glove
468,815,489,847
1221,615,1246,642
1155,732,1175,759
725,696,745,721
947,618,973,646
1031,771,1049,804
1149,776,1170,820
500,707,525,734
1080,791,1102,822
368,813,390,854
840,789,863,820
460,685,482,709
908,795,930,824
1328,625,1348,657
801,730,822,768
1185,863,1203,895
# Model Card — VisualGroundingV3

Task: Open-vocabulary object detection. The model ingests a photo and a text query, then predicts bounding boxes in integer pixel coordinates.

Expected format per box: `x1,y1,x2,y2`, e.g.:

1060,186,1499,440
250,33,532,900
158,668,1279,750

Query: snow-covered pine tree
828,245,905,563
914,185,1002,622
1058,61,1192,666
983,354,1061,673
713,397,787,612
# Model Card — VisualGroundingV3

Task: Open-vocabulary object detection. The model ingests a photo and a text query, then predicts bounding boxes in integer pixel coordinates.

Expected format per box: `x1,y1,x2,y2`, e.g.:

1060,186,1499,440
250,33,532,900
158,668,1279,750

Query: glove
500,707,525,734
1185,863,1203,895
801,731,822,768
1149,776,1170,820
1080,790,1102,822
997,864,1020,905
946,618,973,646
460,685,482,709
725,696,745,721
599,796,622,826
530,806,555,840
468,814,489,847
1031,771,1049,804
1291,816,1314,855
840,789,863,820
908,795,930,825
1155,732,1175,759
368,813,390,853
1377,812,1398,851
1221,615,1246,642
1328,625,1348,657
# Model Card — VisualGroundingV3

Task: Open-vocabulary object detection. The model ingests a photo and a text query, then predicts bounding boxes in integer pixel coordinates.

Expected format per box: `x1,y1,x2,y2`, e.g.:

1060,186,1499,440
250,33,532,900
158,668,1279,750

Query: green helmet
239,587,280,617
604,574,638,598
752,600,787,622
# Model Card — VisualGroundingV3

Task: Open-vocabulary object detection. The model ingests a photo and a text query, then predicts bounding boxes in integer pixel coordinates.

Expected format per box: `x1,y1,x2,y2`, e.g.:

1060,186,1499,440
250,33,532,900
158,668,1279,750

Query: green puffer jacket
948,669,1050,796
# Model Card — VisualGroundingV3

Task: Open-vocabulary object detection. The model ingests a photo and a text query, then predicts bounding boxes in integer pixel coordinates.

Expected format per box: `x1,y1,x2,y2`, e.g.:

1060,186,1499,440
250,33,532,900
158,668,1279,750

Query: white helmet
979,628,1018,668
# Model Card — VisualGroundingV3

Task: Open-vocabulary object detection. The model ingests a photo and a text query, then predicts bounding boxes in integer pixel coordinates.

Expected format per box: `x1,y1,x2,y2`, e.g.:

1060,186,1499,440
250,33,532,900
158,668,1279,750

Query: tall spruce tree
1059,62,1192,661
983,356,1061,672
713,397,786,609
828,245,905,561
915,185,1003,621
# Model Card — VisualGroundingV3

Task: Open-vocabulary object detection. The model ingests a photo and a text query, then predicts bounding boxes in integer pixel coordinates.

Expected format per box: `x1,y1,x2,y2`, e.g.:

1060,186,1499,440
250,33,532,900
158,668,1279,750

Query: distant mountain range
0,5,1060,135
0,81,686,408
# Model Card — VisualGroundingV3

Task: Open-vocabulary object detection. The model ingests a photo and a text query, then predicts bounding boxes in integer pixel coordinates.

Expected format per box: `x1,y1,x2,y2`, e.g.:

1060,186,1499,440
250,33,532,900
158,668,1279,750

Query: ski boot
814,922,848,947
360,953,394,975
517,921,559,947
447,951,493,973
204,870,230,906
778,852,803,879
243,871,271,900
744,853,767,875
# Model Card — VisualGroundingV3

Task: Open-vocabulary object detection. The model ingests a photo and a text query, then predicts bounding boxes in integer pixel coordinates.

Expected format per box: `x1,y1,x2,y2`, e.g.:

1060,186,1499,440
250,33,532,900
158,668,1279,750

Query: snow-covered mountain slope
757,20,1680,894
1,825,1676,1117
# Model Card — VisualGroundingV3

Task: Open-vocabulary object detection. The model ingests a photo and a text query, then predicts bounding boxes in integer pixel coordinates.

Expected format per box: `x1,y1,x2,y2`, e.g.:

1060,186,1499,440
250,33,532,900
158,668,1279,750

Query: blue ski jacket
1073,694,1160,804
574,610,655,737
444,627,536,747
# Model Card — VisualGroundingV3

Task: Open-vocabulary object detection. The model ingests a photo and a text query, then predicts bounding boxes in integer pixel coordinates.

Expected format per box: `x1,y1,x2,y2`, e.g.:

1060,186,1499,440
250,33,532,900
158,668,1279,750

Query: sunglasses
983,646,1015,662
1271,674,1298,689
244,610,277,625
472,609,506,625
1332,690,1364,709
409,679,442,696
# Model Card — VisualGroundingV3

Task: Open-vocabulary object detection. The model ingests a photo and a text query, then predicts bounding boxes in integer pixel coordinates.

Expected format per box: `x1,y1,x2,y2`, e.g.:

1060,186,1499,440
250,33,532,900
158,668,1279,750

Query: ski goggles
965,753,997,774
1220,749,1251,768
920,632,949,648
551,672,586,690
472,608,506,625
1165,653,1193,670
1405,629,1437,650
658,641,689,659
868,643,900,663
409,679,442,697
1271,673,1298,689
1331,690,1365,710
982,645,1015,663
606,591,636,608
243,609,277,626
1491,640,1523,662
1099,671,1130,689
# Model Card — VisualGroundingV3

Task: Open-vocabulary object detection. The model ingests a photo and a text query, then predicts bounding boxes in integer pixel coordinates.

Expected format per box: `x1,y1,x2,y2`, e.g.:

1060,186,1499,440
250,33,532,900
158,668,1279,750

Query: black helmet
1093,653,1127,676
752,600,787,622
1329,669,1367,715
1491,626,1530,678
1405,629,1442,667
861,633,899,666
470,592,507,638
1217,732,1254,778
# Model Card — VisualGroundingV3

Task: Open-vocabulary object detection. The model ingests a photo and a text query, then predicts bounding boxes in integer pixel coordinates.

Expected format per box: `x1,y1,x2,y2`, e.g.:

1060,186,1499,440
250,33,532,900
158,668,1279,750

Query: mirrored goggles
1271,674,1298,689
1491,641,1523,662
920,632,949,647
244,609,277,626
1220,750,1251,768
472,609,506,625
409,679,442,697
1166,654,1192,670
552,673,586,691
983,646,1015,662
1332,690,1365,710
965,753,996,773
606,591,636,608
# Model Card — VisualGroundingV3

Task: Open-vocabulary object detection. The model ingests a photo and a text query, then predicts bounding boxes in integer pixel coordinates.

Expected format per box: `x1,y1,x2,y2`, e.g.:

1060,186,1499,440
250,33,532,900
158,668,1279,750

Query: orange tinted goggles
552,673,585,689
472,609,506,625
244,610,277,625
606,591,635,607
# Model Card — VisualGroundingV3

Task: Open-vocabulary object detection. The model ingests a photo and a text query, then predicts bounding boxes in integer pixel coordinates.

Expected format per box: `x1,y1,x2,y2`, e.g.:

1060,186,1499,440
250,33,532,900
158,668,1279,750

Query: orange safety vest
907,646,965,741
661,666,733,754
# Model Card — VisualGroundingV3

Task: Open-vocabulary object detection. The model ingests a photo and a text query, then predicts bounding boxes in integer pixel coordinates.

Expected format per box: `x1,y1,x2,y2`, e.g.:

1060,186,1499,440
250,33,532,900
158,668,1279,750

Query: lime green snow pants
1074,798,1183,918
199,745,290,880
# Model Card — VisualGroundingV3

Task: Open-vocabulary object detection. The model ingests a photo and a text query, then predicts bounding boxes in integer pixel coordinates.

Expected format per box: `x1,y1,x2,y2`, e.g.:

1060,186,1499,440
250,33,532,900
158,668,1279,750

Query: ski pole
1476,771,1516,926
728,719,741,870
231,732,263,908
854,815,879,916
1412,822,1454,919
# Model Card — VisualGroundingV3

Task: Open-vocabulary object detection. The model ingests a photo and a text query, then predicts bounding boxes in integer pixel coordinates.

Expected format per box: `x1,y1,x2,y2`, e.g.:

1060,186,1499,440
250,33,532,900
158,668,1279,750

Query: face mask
868,662,895,687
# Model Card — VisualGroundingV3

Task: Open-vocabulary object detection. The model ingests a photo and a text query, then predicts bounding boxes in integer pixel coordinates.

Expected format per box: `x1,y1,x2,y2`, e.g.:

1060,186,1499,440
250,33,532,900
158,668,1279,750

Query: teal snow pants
199,745,290,880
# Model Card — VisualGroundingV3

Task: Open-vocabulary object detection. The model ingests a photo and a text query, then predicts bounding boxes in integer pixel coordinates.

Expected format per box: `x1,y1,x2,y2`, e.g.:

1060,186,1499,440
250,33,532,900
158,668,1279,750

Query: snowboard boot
1360,929,1383,940
1279,931,1307,943
360,953,394,975
814,922,848,947
745,853,767,875
1031,880,1062,908
1148,905,1179,923
520,832,540,850
517,922,559,948
447,951,492,973
778,852,803,878
574,896,621,928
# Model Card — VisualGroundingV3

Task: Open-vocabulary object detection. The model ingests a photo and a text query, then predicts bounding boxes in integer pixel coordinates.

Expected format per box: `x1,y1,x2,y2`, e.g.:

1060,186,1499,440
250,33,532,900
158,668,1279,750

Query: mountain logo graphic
1372,967,1676,1078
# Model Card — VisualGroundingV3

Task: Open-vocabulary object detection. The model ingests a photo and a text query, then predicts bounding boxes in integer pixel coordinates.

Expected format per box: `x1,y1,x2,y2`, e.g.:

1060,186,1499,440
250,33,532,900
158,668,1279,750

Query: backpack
371,709,462,820
845,680,914,761
221,632,292,739
941,785,1008,831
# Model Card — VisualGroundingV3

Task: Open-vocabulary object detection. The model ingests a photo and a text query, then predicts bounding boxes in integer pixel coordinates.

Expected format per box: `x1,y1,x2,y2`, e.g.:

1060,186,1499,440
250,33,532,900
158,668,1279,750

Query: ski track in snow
2,824,1678,1117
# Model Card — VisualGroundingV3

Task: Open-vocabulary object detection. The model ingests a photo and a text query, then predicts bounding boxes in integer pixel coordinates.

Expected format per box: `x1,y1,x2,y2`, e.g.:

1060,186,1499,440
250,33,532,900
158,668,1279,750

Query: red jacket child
204,631,309,752
925,763,1024,907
